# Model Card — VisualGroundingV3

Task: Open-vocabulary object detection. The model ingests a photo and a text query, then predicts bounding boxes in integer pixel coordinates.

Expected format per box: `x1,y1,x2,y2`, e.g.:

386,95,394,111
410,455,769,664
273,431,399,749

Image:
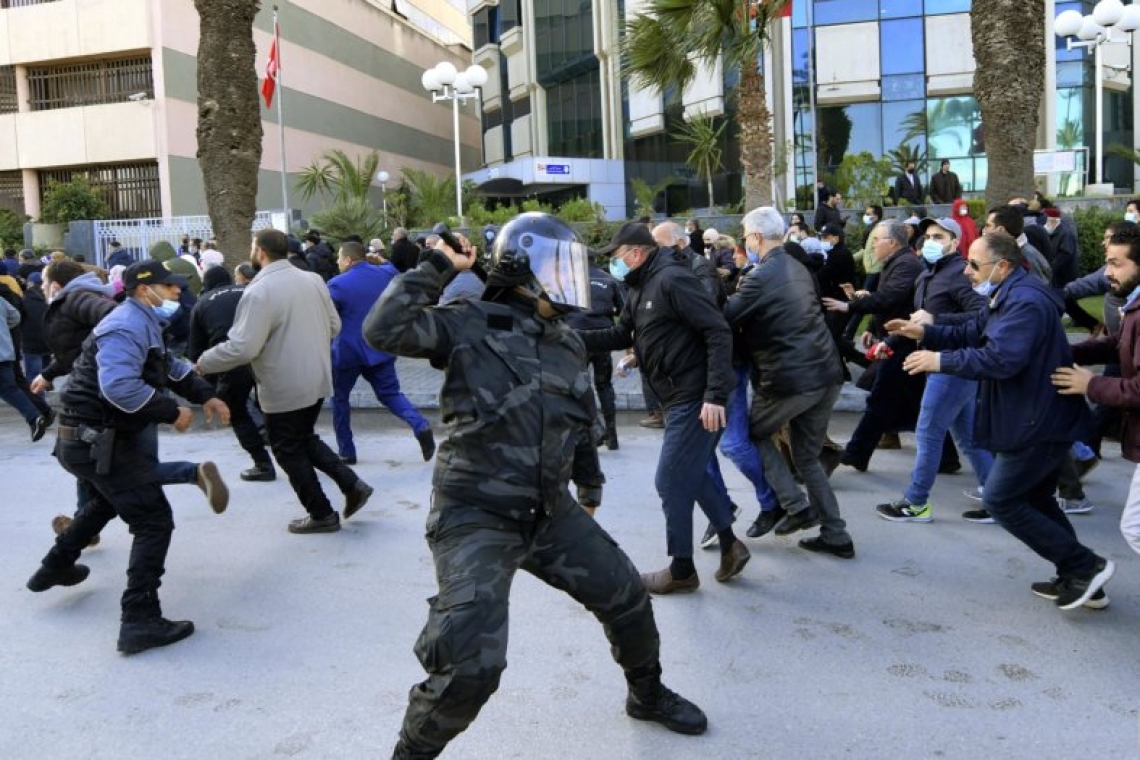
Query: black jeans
845,346,925,467
264,399,359,519
212,367,271,466
588,352,616,424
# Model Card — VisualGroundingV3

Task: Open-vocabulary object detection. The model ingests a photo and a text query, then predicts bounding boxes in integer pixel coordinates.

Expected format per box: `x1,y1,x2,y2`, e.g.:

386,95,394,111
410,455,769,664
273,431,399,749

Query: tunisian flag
261,24,280,108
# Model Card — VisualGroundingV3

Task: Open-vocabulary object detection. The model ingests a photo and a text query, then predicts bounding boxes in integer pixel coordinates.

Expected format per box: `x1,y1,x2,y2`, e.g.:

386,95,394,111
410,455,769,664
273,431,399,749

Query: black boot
240,461,276,482
604,426,619,450
626,673,707,735
26,563,90,592
117,617,195,655
391,736,439,759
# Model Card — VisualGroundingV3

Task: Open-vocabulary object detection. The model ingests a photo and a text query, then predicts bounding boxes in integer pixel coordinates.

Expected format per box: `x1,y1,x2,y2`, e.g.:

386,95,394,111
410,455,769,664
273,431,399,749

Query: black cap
821,223,845,238
598,221,657,255
123,260,187,291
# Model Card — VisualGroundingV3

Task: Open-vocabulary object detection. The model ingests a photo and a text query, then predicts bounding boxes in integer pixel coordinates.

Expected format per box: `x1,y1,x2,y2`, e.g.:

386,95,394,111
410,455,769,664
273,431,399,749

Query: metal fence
26,56,153,111
0,66,15,115
90,212,279,268
40,162,161,220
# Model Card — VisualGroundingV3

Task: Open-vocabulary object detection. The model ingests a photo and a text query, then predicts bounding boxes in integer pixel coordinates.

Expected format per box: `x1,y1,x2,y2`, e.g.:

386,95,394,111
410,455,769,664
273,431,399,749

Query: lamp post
421,61,488,226
1054,0,1140,187
376,170,389,223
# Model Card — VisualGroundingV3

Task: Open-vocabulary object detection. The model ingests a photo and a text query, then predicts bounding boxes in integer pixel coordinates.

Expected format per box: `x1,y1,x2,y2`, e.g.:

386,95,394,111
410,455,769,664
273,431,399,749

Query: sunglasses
967,258,999,272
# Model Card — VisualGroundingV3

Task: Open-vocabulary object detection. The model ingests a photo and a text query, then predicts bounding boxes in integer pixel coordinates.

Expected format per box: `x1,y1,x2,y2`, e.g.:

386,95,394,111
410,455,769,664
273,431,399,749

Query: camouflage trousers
396,496,660,758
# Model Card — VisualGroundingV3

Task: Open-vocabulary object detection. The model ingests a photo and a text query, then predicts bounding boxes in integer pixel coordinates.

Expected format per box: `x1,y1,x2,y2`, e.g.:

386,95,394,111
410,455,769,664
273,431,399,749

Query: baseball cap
1043,208,1061,219
917,217,962,239
123,260,187,291
821,223,845,238
598,221,657,255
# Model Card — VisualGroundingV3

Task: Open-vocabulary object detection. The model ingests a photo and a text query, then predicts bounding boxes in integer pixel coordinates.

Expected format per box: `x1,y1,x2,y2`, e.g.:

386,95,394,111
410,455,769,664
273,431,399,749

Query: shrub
557,197,605,223
1072,206,1119,275
0,208,27,248
39,177,110,223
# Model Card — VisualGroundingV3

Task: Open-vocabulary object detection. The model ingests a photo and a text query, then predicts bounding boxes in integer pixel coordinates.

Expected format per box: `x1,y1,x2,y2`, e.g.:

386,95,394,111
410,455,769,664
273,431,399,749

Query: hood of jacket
149,240,177,262
60,271,116,298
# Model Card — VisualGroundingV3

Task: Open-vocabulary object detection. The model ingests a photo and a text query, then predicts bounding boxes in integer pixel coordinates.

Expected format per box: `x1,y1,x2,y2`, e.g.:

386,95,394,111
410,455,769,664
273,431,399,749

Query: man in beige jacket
197,229,373,534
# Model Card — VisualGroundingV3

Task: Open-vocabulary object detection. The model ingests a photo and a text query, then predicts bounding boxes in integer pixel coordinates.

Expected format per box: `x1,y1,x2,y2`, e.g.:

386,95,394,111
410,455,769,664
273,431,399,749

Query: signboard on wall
535,161,573,180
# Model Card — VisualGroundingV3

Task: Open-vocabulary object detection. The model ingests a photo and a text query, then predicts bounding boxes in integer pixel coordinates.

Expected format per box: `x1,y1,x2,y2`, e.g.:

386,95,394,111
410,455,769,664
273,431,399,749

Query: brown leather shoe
197,461,229,514
51,515,100,548
638,411,665,429
715,540,750,582
878,433,902,450
640,567,699,595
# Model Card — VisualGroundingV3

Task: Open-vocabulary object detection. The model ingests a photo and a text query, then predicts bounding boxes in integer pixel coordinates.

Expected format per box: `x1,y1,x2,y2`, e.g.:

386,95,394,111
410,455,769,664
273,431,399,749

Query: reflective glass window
880,0,922,19
1056,61,1085,88
881,18,924,75
883,100,927,155
882,74,925,101
813,0,877,26
925,0,971,14
926,96,982,159
817,102,881,170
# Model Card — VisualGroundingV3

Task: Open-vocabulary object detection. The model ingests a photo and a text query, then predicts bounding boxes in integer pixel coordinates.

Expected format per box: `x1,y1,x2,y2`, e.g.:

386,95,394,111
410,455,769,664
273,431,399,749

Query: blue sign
539,163,570,175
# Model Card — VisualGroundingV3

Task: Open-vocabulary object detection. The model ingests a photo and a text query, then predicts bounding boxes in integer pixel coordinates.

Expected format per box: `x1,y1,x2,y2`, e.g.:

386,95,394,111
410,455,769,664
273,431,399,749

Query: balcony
1,100,158,171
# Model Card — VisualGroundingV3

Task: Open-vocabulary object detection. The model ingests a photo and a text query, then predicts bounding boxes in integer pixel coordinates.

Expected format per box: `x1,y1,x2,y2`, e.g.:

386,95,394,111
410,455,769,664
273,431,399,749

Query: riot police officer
363,213,707,759
26,260,230,654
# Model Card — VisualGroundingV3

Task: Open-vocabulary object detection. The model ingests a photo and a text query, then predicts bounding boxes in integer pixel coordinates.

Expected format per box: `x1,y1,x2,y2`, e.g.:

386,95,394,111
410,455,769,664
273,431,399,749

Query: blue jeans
656,398,735,558
904,374,993,505
984,443,1098,578
23,352,48,399
333,359,429,458
718,367,778,512
0,360,39,424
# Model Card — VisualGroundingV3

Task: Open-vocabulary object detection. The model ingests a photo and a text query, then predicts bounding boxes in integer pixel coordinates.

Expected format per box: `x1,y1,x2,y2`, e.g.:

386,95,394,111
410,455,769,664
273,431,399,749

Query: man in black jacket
580,222,747,594
894,161,924,205
389,227,421,273
726,207,853,558
188,265,276,481
813,189,843,232
824,219,925,471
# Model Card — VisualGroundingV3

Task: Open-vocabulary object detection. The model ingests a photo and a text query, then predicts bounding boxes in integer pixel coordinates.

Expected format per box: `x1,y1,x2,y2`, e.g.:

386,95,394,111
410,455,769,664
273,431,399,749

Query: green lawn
1068,295,1106,333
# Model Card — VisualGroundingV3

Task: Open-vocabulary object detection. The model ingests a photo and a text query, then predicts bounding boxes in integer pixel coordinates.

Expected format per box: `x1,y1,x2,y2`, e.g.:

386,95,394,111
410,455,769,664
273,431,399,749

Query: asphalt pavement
1,391,1138,759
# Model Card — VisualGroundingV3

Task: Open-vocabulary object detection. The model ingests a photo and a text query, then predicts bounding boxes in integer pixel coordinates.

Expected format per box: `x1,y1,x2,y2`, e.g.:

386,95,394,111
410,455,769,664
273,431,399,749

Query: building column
14,66,40,218
1042,0,1059,196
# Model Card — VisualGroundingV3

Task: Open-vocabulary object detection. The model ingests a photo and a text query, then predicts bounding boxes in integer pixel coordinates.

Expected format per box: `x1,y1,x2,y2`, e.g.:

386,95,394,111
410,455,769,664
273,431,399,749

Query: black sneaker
626,683,707,735
798,536,856,559
338,454,357,465
699,504,741,550
288,513,341,534
774,507,819,536
416,429,436,461
117,617,195,655
27,563,90,592
746,507,786,538
962,508,996,524
1030,577,1109,609
1054,557,1115,610
239,463,276,482
30,415,48,442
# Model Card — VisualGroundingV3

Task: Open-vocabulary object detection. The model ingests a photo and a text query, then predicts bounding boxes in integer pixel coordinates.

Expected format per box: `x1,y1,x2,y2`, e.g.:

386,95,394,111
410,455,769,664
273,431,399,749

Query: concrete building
0,0,481,221
465,0,1139,219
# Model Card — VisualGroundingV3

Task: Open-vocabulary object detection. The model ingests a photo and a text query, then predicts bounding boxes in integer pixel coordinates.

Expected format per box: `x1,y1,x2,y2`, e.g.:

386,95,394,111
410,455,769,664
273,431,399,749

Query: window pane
882,74,925,101
925,0,972,14
813,0,877,26
883,100,927,155
880,0,921,19
817,102,881,170
792,29,810,85
1056,61,1084,88
881,18,924,75
926,96,982,159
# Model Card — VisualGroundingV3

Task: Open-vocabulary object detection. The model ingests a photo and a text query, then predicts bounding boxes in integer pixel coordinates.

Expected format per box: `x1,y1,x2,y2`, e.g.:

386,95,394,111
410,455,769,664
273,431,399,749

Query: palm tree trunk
738,58,774,209
707,177,715,211
194,0,264,266
971,0,1044,206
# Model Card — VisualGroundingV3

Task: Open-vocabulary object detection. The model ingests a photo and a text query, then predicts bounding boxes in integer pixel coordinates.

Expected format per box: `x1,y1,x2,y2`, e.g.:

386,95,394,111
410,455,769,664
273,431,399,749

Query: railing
0,0,64,7
41,162,162,221
26,57,153,111
0,66,16,114
91,212,278,268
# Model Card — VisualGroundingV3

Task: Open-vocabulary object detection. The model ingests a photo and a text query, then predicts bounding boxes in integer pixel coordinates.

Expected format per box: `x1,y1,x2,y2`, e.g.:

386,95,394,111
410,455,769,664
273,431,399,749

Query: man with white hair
725,207,854,559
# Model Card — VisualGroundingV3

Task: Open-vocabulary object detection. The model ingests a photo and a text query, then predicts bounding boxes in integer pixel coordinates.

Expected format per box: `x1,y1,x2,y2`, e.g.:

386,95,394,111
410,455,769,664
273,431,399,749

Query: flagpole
274,6,289,217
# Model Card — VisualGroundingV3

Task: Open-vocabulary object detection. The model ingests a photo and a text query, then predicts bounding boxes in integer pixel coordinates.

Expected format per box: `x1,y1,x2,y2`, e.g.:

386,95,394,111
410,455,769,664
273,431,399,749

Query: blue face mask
821,241,834,253
921,239,945,264
154,299,180,319
746,251,760,264
972,280,995,297
609,257,630,282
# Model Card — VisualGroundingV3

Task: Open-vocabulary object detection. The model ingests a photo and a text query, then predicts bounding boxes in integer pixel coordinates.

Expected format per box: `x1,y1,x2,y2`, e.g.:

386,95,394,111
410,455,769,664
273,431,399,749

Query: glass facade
535,0,603,158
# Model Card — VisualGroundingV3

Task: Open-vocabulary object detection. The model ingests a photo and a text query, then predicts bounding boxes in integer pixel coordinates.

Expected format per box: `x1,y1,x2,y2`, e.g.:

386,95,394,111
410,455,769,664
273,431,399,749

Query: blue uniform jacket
922,267,1092,452
328,261,396,368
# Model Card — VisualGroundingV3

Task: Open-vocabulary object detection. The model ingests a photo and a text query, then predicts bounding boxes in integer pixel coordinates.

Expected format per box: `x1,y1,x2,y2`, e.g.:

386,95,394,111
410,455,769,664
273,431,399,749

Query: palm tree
194,0,262,266
971,0,1044,205
672,112,727,211
624,0,790,209
296,149,380,206
401,168,456,227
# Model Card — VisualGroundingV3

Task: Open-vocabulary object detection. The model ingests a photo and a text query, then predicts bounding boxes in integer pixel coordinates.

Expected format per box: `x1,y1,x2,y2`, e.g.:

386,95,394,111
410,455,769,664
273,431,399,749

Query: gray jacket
0,297,19,362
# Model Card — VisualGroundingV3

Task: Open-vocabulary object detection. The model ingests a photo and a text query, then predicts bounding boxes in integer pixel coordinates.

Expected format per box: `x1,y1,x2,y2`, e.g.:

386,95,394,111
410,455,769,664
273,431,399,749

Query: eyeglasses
967,258,1000,271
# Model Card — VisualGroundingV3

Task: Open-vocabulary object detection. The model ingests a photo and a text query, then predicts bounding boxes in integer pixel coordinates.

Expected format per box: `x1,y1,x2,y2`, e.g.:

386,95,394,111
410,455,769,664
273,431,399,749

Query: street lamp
376,170,390,223
1055,0,1140,186
421,61,488,226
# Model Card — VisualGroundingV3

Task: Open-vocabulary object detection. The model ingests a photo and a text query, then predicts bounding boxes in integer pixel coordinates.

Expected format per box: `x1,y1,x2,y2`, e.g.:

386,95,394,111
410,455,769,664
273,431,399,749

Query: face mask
862,214,874,226
1127,212,1138,223
821,241,833,253
609,257,630,282
973,267,998,297
154,299,180,319
921,240,945,263
959,207,969,216
746,251,760,264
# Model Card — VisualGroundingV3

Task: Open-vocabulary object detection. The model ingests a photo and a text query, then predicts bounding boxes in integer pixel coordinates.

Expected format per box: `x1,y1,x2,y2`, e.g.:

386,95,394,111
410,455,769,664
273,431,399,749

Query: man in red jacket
1053,224,1140,557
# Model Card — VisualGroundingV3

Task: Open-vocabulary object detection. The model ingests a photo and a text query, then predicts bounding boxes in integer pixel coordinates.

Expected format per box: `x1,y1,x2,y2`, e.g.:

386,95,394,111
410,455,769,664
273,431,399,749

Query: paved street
2,402,1138,759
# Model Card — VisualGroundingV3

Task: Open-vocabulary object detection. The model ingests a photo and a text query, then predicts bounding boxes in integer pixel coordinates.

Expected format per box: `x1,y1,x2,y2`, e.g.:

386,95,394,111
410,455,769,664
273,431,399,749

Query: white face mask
1127,212,1138,223
862,214,874,226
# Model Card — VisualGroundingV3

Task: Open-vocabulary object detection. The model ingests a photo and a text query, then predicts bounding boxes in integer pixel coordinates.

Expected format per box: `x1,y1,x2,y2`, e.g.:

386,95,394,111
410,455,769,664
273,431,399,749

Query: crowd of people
2,192,1138,757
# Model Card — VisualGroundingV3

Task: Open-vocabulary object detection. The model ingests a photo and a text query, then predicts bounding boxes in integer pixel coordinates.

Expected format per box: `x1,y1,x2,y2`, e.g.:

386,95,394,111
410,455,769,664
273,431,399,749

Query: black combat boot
26,563,90,592
117,617,195,655
391,737,439,759
603,425,619,450
625,670,707,735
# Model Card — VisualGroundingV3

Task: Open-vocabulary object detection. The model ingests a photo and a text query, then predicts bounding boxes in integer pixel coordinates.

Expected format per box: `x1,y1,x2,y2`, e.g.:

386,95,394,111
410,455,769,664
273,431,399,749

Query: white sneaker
962,487,984,502
1058,497,1094,515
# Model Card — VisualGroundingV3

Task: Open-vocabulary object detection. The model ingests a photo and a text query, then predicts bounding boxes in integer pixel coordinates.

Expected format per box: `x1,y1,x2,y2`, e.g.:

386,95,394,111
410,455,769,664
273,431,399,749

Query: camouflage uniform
363,251,660,759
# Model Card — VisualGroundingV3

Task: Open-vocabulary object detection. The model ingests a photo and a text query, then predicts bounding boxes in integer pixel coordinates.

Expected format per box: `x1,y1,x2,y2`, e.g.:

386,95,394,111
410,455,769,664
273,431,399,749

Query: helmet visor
519,234,591,309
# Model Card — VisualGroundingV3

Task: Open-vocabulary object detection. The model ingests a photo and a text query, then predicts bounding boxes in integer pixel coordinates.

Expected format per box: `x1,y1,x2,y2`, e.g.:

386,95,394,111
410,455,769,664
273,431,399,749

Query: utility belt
57,424,115,476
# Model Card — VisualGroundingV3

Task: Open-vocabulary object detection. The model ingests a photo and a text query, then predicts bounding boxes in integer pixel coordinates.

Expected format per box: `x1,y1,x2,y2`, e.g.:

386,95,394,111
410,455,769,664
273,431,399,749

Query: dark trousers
48,434,173,621
1064,296,1101,332
657,397,735,557
0,360,40,424
1056,453,1086,501
641,375,661,414
844,347,924,467
1089,364,1123,456
588,352,616,424
213,367,271,465
332,359,429,459
398,499,659,758
985,443,1098,579
264,399,359,519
